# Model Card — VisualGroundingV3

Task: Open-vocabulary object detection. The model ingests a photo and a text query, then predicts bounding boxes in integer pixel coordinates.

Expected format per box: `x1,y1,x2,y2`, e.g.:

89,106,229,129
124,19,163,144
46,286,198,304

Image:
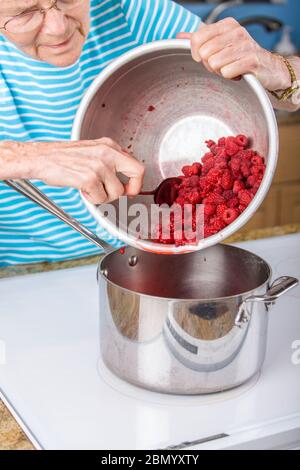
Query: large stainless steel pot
98,244,298,394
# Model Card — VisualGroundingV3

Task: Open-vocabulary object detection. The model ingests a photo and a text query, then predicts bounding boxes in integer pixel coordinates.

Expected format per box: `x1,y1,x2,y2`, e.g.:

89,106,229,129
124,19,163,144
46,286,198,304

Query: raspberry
238,189,253,206
227,197,239,208
210,144,218,155
217,147,230,158
225,137,239,156
199,179,213,196
206,168,222,185
240,162,251,178
182,165,194,177
191,162,202,175
231,169,243,181
215,160,228,171
215,158,228,170
209,216,226,231
233,180,245,194
188,175,200,187
246,175,258,188
230,157,241,172
188,189,202,204
216,204,228,218
204,226,219,237
205,193,226,205
198,176,207,189
218,137,226,147
175,196,185,206
205,139,216,149
202,158,215,175
235,135,249,148
251,155,264,166
214,184,223,195
251,164,265,177
221,169,233,190
244,149,255,159
222,190,233,201
251,182,261,194
204,204,216,217
222,208,239,225
202,152,214,163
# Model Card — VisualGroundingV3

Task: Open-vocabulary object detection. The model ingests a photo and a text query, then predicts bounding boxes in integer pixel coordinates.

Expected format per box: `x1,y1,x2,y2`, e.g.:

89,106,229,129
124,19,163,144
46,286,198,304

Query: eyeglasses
0,0,84,34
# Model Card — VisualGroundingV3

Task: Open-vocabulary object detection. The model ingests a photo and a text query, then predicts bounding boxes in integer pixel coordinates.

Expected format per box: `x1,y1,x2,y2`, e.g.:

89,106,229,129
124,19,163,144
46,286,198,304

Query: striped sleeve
121,0,201,43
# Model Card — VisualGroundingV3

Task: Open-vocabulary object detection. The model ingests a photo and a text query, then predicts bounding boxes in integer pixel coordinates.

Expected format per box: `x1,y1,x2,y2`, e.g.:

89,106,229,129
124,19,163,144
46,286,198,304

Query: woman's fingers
103,169,125,202
197,28,246,65
176,31,192,40
204,45,245,75
88,144,145,199
220,54,259,80
113,150,145,196
97,137,123,152
186,18,240,62
178,18,281,89
177,18,262,81
78,168,108,204
29,139,145,203
81,181,107,205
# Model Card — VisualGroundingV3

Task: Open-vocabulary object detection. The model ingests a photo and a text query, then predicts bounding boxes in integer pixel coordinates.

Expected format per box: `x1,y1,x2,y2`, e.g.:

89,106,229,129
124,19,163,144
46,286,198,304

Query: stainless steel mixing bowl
72,39,278,254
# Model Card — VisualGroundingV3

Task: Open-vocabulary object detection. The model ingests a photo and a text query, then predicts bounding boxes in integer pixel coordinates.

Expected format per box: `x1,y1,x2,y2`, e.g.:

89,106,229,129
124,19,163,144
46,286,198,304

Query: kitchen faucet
203,0,282,33
204,0,243,24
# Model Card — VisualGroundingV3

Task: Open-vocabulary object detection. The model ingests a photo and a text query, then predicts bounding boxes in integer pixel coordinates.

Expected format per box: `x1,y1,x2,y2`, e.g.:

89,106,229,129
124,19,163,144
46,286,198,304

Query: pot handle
235,276,299,328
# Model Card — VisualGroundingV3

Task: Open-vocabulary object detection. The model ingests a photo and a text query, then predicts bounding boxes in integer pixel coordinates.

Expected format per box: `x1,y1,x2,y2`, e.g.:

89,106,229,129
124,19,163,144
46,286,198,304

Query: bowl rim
98,243,273,302
71,39,279,255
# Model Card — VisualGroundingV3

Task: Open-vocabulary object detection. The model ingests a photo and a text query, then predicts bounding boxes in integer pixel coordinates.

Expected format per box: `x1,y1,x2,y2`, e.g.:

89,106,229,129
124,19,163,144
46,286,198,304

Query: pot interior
100,244,271,300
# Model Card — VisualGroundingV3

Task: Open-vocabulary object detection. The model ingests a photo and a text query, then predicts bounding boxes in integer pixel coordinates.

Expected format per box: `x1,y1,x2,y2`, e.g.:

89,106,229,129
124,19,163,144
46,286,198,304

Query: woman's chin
42,51,82,67
38,34,85,67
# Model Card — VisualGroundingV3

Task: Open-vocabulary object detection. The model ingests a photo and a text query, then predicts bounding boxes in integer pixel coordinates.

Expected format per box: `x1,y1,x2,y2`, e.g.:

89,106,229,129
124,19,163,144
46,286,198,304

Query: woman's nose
41,8,69,36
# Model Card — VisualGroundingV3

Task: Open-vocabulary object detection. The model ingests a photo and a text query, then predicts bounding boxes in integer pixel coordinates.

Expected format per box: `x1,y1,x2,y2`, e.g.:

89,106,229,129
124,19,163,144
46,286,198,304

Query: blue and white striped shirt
0,0,200,266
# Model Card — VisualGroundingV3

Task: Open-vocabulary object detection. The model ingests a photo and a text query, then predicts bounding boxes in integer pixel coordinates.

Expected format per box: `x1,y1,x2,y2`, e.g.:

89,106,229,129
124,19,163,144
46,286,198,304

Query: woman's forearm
267,56,300,112
0,139,145,204
0,141,34,180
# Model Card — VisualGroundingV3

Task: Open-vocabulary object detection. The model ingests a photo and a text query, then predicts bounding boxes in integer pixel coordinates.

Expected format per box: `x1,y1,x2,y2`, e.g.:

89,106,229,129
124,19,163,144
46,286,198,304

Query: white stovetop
0,234,300,450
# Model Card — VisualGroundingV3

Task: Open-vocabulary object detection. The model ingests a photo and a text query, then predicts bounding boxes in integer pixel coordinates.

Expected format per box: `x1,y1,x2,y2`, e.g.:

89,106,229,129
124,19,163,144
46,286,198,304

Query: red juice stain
119,247,126,255
102,103,106,108
147,105,155,112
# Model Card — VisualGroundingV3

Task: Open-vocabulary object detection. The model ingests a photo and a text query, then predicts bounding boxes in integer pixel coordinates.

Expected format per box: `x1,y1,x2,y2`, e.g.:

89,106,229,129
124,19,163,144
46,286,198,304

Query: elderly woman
0,0,299,266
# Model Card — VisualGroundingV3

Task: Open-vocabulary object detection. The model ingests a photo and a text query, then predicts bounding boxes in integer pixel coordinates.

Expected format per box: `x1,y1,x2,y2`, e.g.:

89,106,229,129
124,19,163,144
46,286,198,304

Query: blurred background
177,0,300,234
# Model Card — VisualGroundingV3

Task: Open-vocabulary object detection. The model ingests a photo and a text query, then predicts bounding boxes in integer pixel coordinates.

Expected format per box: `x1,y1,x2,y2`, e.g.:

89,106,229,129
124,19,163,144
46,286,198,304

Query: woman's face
0,1,90,67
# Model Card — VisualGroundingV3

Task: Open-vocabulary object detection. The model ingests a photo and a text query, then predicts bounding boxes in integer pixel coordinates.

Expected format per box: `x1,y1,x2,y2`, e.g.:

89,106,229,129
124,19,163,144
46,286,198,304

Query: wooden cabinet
240,119,300,232
280,183,300,224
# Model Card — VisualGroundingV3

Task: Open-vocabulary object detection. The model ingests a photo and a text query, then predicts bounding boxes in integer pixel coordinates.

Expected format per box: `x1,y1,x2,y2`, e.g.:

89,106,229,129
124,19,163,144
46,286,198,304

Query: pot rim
98,243,273,303
71,38,279,255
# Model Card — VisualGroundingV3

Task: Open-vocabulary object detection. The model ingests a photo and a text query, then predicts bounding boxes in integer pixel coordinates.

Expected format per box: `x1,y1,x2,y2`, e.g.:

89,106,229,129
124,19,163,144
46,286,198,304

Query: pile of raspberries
155,135,266,246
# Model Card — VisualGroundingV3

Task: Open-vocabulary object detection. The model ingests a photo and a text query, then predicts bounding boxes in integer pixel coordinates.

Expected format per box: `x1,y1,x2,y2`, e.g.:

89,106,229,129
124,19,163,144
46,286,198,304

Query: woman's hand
0,138,145,204
177,18,292,92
